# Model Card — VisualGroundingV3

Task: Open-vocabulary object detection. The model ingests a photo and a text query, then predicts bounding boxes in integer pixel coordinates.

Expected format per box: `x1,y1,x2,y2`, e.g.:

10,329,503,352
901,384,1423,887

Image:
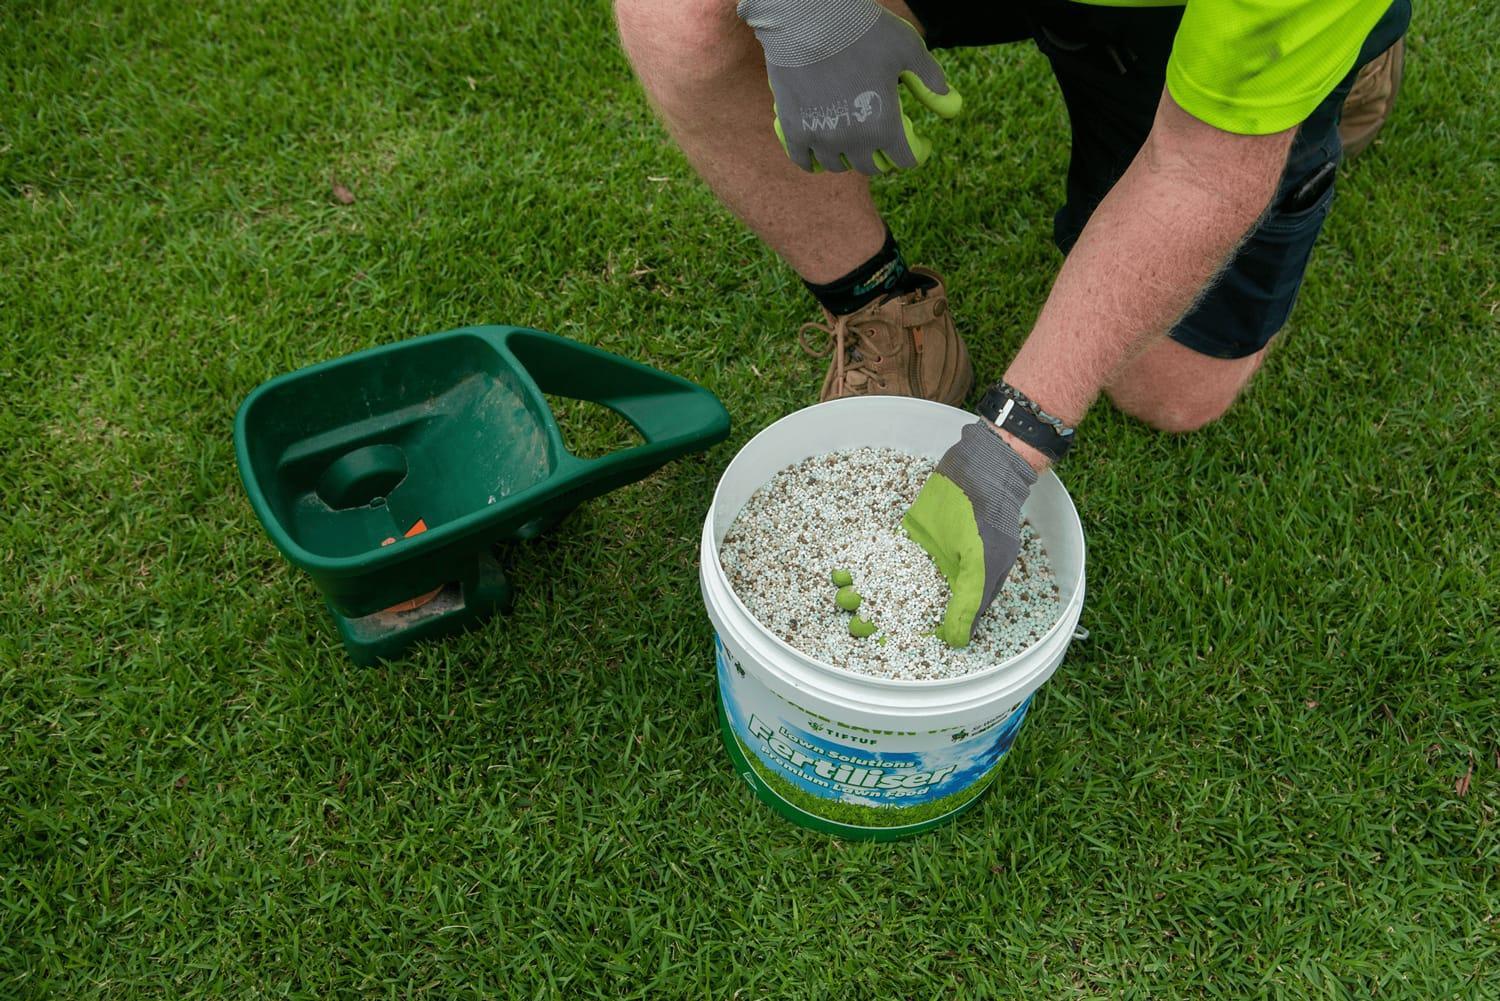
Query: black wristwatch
976,381,1076,463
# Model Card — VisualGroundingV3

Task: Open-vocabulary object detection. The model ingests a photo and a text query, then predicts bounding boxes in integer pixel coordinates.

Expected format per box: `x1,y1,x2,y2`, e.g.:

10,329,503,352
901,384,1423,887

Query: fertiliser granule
720,447,1064,681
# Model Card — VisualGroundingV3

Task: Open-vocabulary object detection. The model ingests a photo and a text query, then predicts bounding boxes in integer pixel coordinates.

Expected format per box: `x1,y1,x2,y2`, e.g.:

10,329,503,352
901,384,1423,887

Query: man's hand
903,421,1037,647
737,0,961,174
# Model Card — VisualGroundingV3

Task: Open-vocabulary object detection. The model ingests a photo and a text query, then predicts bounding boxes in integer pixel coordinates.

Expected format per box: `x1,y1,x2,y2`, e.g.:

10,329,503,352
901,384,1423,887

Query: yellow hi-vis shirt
1078,0,1396,134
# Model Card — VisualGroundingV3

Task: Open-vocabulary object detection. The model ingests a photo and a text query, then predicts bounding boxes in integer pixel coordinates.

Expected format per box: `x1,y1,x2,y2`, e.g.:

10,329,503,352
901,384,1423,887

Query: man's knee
616,0,747,82
1106,391,1231,434
1104,336,1269,434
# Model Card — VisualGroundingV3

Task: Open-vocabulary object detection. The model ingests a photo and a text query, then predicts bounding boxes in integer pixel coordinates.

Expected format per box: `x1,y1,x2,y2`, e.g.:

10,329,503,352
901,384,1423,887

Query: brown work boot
797,267,974,406
1339,39,1405,159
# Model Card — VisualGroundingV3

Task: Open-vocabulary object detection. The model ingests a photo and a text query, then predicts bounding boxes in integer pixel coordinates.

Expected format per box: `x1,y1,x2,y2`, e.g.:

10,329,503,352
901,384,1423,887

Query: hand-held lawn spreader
234,325,730,664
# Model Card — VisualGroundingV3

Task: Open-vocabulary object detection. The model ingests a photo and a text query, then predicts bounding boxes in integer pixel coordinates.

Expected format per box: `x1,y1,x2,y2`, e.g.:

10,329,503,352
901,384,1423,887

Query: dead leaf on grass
1456,752,1474,798
330,179,356,205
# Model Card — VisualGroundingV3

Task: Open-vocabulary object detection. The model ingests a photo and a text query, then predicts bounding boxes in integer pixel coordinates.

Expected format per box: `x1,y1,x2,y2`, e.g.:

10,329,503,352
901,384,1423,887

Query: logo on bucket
747,715,959,795
715,639,1030,828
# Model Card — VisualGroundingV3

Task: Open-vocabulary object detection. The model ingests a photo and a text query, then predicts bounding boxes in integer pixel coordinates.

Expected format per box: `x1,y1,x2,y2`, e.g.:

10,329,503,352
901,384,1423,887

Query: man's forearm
996,91,1296,468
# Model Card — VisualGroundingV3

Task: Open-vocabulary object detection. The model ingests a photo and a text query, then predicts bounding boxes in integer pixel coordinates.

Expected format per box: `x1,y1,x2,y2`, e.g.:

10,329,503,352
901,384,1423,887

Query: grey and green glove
902,421,1037,647
737,0,962,174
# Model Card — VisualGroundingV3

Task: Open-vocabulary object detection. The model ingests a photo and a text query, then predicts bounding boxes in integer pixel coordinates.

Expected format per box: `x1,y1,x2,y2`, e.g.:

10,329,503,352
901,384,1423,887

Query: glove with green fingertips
738,0,962,174
902,421,1036,647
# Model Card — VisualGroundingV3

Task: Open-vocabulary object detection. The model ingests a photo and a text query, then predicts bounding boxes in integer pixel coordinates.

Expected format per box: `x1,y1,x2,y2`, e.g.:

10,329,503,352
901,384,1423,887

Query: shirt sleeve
1165,0,1392,134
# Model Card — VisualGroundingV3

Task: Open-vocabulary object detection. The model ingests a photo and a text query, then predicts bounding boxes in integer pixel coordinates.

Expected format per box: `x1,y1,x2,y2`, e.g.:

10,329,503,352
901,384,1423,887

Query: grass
2,0,1496,997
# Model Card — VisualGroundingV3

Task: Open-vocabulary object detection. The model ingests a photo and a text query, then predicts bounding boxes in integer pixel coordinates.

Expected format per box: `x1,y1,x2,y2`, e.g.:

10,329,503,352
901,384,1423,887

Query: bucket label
716,638,1030,829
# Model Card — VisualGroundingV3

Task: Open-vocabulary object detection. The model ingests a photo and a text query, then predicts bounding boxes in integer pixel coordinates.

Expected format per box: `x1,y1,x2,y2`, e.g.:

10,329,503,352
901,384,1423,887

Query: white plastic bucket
700,397,1086,839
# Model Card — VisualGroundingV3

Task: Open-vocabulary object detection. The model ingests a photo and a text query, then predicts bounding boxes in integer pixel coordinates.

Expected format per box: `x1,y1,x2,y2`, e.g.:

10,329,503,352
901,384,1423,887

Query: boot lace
798,314,887,397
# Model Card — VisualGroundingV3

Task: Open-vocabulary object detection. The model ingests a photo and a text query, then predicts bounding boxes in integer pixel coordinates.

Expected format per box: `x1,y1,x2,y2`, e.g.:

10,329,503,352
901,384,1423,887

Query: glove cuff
737,0,884,68
935,420,1037,531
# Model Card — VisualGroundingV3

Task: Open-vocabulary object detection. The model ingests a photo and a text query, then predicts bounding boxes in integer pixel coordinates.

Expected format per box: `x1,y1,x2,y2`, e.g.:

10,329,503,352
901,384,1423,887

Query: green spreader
234,325,730,664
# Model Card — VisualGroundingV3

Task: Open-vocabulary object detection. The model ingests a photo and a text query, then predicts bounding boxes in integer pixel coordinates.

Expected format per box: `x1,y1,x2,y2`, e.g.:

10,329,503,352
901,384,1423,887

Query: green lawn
3,1,1496,996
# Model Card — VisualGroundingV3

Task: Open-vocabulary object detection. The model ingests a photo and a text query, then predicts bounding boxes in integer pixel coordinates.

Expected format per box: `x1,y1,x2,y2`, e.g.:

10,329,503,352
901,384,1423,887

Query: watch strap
976,382,1076,462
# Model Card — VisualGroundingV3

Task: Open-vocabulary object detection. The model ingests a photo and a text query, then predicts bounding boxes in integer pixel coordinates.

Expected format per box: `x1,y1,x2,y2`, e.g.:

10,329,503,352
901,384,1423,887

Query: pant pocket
1173,167,1336,358
1244,168,1337,336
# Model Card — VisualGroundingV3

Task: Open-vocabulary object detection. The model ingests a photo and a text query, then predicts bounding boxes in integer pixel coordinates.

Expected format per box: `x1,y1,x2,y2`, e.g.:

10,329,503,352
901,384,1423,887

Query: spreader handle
493,326,731,507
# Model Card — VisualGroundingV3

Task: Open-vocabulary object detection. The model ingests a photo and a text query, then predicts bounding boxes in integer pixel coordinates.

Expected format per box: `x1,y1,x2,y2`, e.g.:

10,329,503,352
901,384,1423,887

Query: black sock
803,228,935,316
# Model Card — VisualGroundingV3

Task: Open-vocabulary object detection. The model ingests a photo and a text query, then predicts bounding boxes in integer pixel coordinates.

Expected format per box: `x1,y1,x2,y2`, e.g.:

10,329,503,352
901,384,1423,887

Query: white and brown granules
720,447,1064,681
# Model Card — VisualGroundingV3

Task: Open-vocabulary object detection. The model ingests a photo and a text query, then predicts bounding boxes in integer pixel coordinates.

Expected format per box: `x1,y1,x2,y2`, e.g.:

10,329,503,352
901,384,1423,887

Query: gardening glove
737,0,962,174
902,421,1036,647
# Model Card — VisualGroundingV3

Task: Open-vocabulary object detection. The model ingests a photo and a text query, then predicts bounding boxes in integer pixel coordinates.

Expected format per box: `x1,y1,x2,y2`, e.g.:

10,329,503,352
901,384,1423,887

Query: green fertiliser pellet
831,569,854,587
849,616,877,638
835,586,862,612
